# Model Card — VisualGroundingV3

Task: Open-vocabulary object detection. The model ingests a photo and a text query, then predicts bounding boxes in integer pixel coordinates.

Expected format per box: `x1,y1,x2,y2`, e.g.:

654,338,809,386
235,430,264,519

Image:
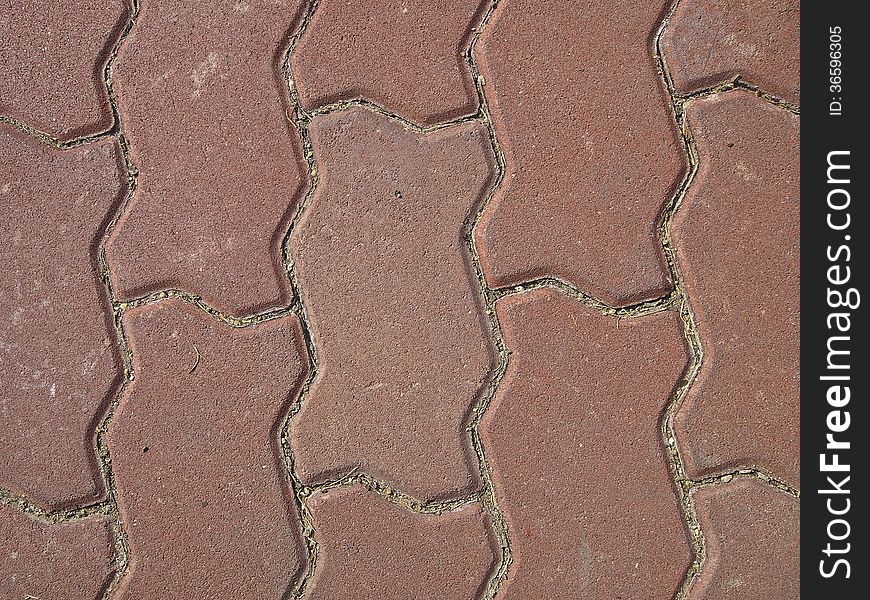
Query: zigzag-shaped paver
106,0,306,316
0,127,124,510
671,90,800,487
289,108,497,502
292,0,483,125
108,300,308,598
484,289,691,599
474,0,685,306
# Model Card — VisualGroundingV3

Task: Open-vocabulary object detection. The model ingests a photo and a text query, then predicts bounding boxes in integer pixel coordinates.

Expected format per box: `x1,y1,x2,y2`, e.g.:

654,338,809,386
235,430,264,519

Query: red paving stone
0,128,124,510
474,0,684,305
663,0,801,105
0,2,801,598
306,486,495,599
289,108,496,502
691,479,799,600
484,289,691,599
0,1,127,140
0,505,115,600
108,300,307,598
292,0,482,124
105,0,305,316
672,90,800,487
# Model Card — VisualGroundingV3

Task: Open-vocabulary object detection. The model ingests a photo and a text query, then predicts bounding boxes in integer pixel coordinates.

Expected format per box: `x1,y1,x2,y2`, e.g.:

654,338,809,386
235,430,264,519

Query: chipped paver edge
653,1,801,598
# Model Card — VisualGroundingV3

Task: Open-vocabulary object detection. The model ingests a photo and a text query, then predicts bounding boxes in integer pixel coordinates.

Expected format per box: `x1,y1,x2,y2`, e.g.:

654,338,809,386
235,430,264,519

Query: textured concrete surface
306,485,496,599
0,1,128,140
105,0,306,316
0,0,800,597
474,0,685,306
292,0,483,124
0,505,115,600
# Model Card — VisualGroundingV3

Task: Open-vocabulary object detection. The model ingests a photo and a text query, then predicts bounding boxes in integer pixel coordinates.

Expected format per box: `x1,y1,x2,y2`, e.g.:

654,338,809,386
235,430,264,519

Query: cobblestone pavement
1,1,799,598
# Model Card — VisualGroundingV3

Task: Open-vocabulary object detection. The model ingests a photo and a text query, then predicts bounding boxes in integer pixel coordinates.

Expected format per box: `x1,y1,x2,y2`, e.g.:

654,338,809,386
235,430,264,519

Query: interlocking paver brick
292,0,482,125
474,0,684,305
672,90,799,486
107,300,307,598
484,289,691,599
290,108,495,501
0,505,114,600
0,127,124,510
0,1,127,140
691,479,799,599
663,0,800,105
105,1,305,316
306,486,495,599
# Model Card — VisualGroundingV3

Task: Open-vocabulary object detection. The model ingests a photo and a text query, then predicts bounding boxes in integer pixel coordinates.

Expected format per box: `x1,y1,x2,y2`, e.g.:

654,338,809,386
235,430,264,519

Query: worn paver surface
1,1,800,598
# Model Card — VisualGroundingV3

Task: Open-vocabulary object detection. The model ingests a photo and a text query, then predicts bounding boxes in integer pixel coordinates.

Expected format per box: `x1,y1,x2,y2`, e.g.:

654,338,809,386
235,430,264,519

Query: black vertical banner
802,2,867,597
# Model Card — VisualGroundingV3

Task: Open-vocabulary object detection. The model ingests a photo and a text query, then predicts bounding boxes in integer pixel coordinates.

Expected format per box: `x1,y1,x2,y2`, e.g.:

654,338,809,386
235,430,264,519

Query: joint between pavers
653,2,711,598
84,2,143,597
655,3,802,597
115,289,300,329
0,488,114,524
488,277,679,320
0,114,118,150
302,470,487,516
276,1,328,597
687,468,800,500
674,75,800,116
296,95,486,134
461,2,516,597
